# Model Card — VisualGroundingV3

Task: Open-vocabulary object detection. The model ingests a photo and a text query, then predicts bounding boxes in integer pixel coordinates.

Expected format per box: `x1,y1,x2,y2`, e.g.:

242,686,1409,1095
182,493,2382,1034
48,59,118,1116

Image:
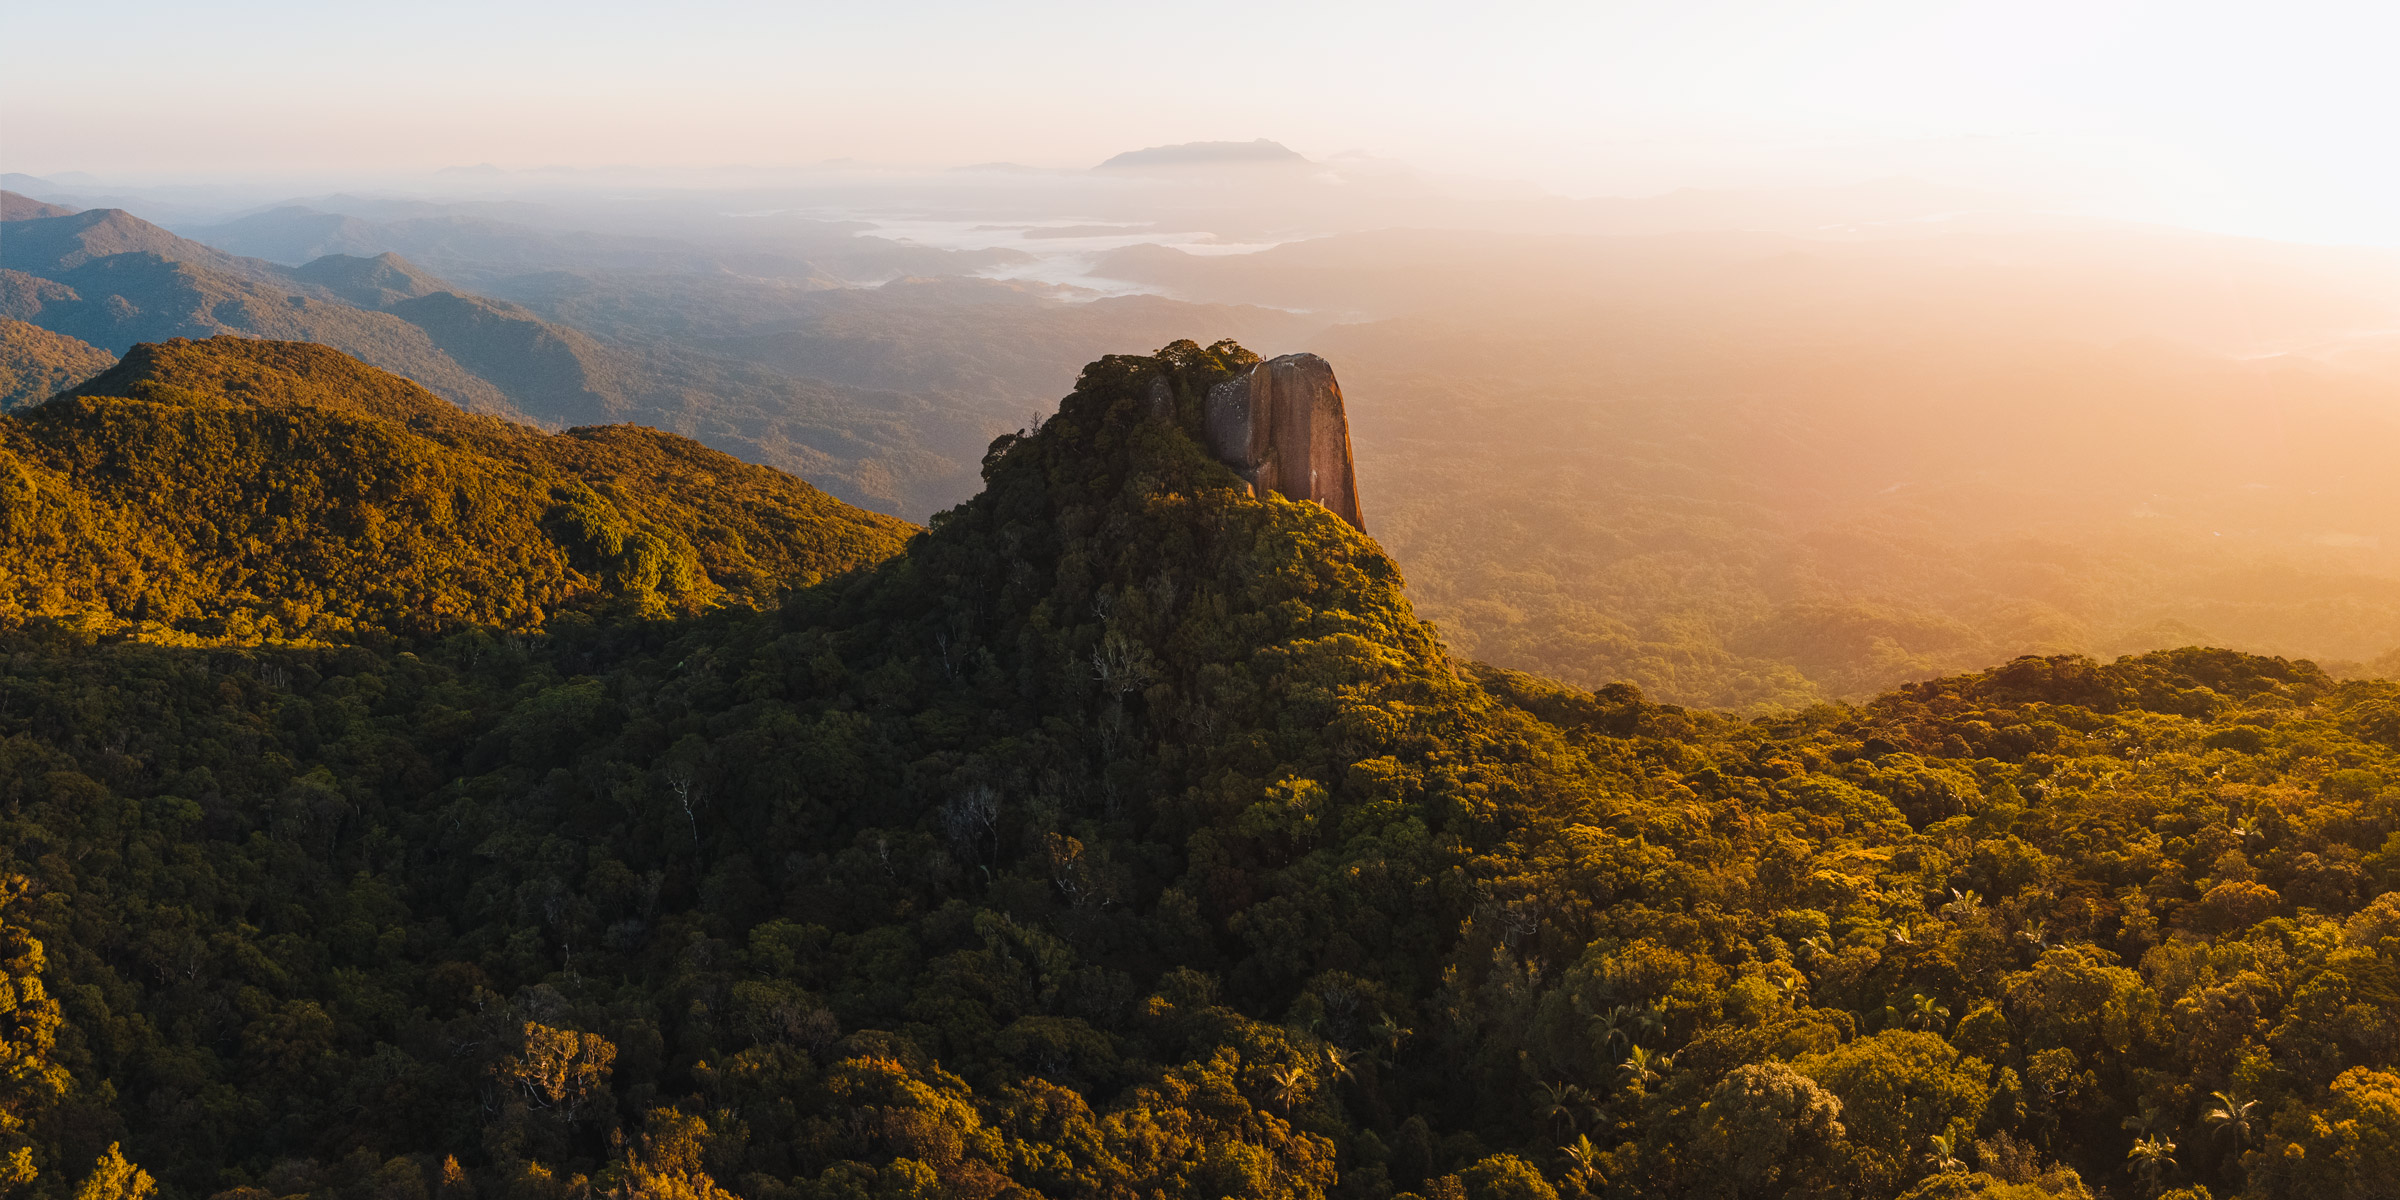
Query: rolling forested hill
0,194,1016,516
0,340,2394,1200
0,336,911,639
0,318,114,409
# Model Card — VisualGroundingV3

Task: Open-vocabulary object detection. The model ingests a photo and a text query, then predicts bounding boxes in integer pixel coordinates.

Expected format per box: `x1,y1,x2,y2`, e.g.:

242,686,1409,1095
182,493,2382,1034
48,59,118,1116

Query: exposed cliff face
1200,351,1365,531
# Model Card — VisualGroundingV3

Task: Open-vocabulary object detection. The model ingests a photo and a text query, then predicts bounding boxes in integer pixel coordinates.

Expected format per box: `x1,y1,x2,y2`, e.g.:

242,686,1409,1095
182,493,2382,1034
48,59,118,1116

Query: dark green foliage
0,339,2395,1200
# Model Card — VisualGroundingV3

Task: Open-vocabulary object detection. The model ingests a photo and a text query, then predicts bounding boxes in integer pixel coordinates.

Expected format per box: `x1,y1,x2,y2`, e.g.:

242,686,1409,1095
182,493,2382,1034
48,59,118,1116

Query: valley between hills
1,178,2398,1200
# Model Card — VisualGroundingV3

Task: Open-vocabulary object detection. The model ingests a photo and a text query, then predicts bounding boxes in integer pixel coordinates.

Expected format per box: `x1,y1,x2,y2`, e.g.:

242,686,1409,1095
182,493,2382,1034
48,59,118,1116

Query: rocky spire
1200,352,1365,532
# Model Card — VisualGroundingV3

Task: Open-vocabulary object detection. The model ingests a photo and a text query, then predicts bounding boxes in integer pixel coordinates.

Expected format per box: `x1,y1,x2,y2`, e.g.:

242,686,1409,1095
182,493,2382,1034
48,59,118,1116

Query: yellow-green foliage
0,319,113,411
0,336,912,639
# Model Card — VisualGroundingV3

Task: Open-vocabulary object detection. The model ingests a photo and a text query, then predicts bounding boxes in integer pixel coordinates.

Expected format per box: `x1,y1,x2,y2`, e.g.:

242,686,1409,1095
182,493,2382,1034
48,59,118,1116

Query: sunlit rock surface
1201,352,1365,531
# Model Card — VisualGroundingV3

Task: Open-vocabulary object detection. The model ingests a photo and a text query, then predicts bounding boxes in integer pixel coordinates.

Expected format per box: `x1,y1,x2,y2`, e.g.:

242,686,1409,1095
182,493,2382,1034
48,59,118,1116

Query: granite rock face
1200,353,1365,532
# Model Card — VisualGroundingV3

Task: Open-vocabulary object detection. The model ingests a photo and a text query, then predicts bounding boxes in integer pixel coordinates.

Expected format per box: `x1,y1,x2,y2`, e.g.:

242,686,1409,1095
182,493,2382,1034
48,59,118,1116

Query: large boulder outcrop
1199,352,1365,532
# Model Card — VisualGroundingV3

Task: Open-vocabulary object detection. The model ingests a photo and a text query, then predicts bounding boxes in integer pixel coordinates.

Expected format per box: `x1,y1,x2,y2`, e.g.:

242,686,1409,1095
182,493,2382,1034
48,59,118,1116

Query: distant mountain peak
1097,139,1308,170
291,250,454,309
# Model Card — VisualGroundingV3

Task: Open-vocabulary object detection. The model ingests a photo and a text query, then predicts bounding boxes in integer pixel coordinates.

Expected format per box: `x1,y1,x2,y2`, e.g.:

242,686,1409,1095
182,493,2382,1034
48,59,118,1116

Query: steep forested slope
0,319,113,410
0,337,911,639
0,341,2394,1200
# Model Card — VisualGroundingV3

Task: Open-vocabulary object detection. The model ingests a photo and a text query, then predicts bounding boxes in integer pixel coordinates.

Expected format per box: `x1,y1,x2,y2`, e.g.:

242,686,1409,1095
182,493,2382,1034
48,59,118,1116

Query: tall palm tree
2203,1090,2256,1148
1588,1007,1628,1056
1264,1063,1309,1114
2126,1135,2177,1195
1633,1004,1666,1043
1619,1045,1669,1092
1927,1133,1966,1174
1535,1081,1577,1134
1533,1081,1600,1135
2018,918,2051,953
1910,992,1952,1031
1559,1134,1603,1190
1883,992,1952,1032
1323,1045,1358,1085
1568,1084,1600,1132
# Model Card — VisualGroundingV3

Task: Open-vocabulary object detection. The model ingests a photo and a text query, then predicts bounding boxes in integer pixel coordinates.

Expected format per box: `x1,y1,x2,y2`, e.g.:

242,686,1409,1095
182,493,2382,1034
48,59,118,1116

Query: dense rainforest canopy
0,338,2395,1200
0,337,911,640
0,319,116,411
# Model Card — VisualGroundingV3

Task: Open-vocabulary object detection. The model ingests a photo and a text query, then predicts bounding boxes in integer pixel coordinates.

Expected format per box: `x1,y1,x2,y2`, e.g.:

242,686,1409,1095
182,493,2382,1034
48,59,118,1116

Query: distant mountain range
174,200,1017,289
1,197,533,417
1098,138,1311,170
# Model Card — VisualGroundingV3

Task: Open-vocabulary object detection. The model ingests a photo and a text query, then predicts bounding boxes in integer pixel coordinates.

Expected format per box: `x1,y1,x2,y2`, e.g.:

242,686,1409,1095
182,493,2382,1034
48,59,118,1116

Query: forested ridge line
0,339,2395,1200
0,336,912,641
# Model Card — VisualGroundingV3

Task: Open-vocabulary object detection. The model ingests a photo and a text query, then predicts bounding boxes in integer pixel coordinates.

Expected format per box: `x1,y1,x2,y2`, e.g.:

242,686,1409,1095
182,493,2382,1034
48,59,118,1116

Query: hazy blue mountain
1,202,290,286
288,250,451,308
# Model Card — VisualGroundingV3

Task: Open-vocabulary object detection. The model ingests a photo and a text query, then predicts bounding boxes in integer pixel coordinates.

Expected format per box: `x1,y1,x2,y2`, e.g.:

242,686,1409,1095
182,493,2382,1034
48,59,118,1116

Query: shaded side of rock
1200,352,1364,532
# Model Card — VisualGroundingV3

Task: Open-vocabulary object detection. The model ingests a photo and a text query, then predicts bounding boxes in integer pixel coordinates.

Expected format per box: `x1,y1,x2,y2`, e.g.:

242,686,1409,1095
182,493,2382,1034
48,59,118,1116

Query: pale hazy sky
7,0,2398,244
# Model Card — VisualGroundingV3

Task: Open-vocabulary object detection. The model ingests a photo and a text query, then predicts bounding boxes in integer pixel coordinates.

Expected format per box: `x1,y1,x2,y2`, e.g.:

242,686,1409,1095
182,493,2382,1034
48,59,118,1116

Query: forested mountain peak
61,335,483,431
0,336,912,639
